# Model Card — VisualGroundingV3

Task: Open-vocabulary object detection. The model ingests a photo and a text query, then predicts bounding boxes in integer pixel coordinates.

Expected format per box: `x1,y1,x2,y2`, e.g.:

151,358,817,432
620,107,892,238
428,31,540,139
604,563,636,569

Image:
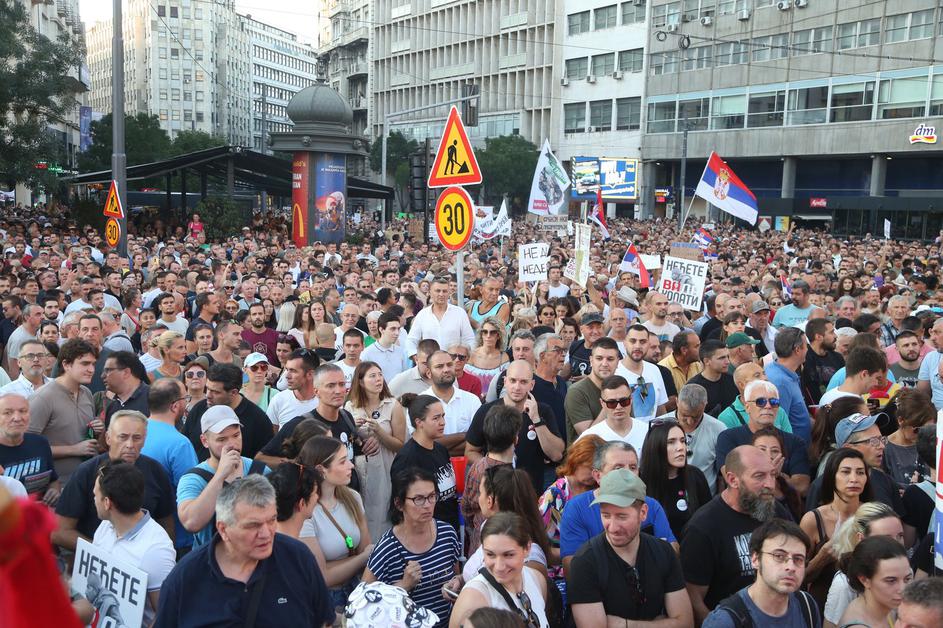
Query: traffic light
462,84,480,127
409,151,426,215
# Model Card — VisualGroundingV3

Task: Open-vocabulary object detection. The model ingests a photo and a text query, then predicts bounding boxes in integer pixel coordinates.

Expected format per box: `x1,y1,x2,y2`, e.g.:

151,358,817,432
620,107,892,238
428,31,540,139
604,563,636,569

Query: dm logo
909,123,938,144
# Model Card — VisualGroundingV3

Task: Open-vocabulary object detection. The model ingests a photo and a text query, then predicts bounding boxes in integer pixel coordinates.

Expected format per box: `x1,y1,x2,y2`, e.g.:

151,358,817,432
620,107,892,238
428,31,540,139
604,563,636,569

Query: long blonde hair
830,502,900,558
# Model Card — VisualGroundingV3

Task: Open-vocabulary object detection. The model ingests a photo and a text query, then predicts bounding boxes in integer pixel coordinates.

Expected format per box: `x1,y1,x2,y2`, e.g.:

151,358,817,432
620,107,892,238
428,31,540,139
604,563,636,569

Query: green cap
590,468,647,508
726,332,760,349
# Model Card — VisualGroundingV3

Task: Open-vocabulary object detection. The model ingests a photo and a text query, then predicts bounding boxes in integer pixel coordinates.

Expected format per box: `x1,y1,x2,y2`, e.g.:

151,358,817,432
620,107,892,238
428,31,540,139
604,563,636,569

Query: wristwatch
531,418,544,428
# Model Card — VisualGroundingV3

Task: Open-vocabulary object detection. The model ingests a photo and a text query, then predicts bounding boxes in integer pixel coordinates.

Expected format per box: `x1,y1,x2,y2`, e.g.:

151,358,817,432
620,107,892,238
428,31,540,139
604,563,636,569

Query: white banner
564,223,592,287
659,256,709,312
72,538,148,628
884,218,891,240
640,254,662,270
474,199,512,241
527,139,570,216
519,243,550,282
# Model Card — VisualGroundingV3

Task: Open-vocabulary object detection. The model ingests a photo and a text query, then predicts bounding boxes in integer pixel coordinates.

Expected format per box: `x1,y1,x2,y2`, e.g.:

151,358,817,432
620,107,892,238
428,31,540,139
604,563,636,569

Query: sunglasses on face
449,353,468,362
602,397,632,409
249,364,268,372
749,397,781,408
185,370,206,379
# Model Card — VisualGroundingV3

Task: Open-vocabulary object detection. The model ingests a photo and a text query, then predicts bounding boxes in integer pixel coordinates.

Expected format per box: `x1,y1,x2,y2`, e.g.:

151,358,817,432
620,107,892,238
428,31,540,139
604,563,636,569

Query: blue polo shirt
154,533,334,628
559,489,676,559
765,361,811,444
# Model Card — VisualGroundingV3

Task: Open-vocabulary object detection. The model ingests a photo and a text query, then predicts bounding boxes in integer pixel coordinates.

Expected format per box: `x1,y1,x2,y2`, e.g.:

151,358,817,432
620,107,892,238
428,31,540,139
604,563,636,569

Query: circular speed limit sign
105,218,121,247
434,186,475,251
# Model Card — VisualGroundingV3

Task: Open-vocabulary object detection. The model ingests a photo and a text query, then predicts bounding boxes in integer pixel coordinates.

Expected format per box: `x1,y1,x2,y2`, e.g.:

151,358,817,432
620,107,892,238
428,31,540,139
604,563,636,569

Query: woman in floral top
537,434,604,580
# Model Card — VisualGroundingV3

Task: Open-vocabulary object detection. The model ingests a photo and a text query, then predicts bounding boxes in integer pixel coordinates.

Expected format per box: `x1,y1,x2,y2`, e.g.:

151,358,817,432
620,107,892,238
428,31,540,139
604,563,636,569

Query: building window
589,100,613,131
650,52,678,75
616,97,641,130
564,103,586,133
793,27,832,55
679,97,710,130
619,49,643,73
621,1,645,24
566,58,588,80
931,75,943,115
838,19,880,50
885,14,909,43
591,53,615,76
159,109,168,120
157,5,165,17
647,101,676,133
681,46,712,71
787,85,829,125
748,91,785,127
568,11,590,35
159,47,167,59
877,76,927,119
752,34,789,61
171,88,180,101
711,94,745,130
594,5,617,30
158,68,167,79
171,48,179,59
908,10,934,40
170,6,178,18
830,81,875,122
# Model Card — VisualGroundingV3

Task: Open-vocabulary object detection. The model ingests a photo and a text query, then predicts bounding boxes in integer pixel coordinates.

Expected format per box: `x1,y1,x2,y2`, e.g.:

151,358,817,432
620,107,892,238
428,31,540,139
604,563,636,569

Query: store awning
793,214,831,220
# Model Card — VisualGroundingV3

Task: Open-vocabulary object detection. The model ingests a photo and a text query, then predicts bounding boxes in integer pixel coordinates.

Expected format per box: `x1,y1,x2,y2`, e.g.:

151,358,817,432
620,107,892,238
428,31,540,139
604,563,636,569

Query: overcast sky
78,0,321,44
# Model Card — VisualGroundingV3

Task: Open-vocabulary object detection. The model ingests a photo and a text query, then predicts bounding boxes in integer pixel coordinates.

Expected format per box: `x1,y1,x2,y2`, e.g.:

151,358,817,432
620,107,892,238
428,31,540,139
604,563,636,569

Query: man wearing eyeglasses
715,380,811,497
703,519,820,628
5,303,42,380
102,351,150,428
0,339,51,399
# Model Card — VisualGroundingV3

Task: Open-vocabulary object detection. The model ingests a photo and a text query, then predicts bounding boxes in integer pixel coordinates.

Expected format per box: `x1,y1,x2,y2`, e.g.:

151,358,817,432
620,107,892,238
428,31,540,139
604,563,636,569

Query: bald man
717,363,795,433
464,360,564,492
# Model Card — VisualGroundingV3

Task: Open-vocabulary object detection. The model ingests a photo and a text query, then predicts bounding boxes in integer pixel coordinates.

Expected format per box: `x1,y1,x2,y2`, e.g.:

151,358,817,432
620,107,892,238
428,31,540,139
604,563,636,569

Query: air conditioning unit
700,16,713,26
737,9,751,20
633,0,643,5
777,0,791,10
666,23,679,32
560,77,569,86
795,0,808,6
612,70,623,79
588,126,598,133
586,75,596,83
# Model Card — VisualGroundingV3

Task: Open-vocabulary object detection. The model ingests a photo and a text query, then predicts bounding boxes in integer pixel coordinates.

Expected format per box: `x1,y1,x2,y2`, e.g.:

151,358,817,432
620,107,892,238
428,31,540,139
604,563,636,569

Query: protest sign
669,242,705,262
538,216,567,232
640,254,661,270
527,140,570,216
519,243,550,282
659,256,709,311
72,538,147,628
564,223,592,287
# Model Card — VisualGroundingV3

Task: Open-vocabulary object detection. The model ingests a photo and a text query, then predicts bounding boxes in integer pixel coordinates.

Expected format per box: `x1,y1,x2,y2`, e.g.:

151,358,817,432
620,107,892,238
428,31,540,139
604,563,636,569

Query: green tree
170,130,226,156
475,135,539,211
0,0,82,189
369,131,419,211
77,113,172,173
194,196,249,241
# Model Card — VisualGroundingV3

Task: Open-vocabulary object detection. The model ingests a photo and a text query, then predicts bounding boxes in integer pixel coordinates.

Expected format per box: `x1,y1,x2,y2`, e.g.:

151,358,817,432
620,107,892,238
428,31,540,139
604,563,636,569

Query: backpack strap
247,459,266,476
184,466,215,484
715,591,753,628
795,590,815,628
731,405,748,427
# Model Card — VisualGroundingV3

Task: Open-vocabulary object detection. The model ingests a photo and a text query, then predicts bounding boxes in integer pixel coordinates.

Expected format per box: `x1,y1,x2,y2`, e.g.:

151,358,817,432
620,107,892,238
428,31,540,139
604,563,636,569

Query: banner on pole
659,256,709,311
527,140,570,216
884,218,891,240
519,243,550,282
71,538,148,628
564,223,592,287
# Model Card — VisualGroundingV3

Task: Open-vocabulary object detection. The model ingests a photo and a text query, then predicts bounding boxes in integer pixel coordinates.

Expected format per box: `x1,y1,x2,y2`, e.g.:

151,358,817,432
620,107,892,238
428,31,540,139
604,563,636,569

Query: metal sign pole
112,0,127,257
456,250,465,307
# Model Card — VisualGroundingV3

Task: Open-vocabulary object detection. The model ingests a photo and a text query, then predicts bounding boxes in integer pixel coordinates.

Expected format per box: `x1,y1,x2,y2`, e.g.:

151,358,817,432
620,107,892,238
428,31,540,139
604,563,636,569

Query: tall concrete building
87,0,252,145
642,0,943,236
242,15,320,153
319,0,372,143
369,0,559,151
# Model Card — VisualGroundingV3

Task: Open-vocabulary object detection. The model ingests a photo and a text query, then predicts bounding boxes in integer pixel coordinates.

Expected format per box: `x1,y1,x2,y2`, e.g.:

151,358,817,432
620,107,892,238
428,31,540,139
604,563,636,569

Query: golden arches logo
293,203,305,238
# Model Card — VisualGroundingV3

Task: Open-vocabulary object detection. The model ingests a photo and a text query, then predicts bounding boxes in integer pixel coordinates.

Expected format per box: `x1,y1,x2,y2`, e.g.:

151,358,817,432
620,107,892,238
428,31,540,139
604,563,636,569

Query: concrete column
781,157,797,198
641,161,657,219
870,155,887,196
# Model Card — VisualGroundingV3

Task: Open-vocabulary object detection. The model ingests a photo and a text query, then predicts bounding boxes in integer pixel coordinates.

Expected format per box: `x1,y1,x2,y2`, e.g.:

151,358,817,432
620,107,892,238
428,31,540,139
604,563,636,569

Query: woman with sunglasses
800,448,874,608
181,356,208,413
639,419,711,540
537,304,556,328
883,388,934,488
466,317,510,393
223,299,239,319
837,536,912,628
297,436,373,610
241,352,277,413
345,361,407,541
450,512,550,628
364,467,461,628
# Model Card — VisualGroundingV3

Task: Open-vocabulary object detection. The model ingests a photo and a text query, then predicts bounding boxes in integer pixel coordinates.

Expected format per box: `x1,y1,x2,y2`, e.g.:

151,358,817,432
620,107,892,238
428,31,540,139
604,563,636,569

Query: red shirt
457,370,483,399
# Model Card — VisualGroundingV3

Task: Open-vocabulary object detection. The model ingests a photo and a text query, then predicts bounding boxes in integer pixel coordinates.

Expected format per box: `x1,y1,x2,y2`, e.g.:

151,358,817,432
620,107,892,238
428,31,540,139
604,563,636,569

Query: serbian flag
692,227,714,249
694,152,758,225
620,242,651,288
780,275,792,299
588,190,611,240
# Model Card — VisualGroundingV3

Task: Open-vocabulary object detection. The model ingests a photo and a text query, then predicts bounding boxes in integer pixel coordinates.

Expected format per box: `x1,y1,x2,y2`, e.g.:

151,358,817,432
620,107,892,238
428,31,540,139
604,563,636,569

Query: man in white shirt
818,345,886,406
333,304,365,351
92,460,175,626
421,350,481,455
266,349,320,427
333,329,364,391
153,292,188,335
5,306,42,380
361,312,410,382
615,325,669,420
406,276,475,359
0,340,52,399
389,339,439,397
578,375,649,457
547,265,570,298
641,292,681,341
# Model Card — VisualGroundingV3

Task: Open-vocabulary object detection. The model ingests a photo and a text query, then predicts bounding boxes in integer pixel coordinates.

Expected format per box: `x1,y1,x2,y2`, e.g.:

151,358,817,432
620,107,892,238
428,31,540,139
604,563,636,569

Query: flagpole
679,157,712,234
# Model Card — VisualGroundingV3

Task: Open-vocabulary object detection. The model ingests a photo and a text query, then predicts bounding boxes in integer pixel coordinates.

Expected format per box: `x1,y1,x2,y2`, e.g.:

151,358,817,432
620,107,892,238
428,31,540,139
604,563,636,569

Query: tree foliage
170,130,226,156
475,135,538,211
369,131,419,211
77,113,173,173
194,196,249,241
0,0,82,188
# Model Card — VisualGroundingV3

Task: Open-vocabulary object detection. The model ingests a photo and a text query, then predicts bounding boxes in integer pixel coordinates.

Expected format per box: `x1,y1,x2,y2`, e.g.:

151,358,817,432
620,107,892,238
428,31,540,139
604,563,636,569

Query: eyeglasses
748,397,781,408
449,353,468,362
405,493,438,507
185,370,206,379
516,590,542,628
847,435,887,448
761,551,807,567
481,329,498,336
248,364,268,372
602,397,632,409
174,395,192,404
20,353,48,362
625,565,647,606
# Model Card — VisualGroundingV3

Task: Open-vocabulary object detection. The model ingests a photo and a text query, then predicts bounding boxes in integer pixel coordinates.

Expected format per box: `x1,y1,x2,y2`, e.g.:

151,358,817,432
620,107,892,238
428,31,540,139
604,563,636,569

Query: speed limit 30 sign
434,186,475,251
105,218,121,247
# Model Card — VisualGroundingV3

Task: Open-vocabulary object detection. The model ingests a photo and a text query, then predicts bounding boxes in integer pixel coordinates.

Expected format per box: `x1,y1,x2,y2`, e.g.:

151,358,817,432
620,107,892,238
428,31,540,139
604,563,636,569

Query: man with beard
680,445,791,625
242,303,279,365
421,350,481,456
642,292,681,342
564,337,621,443
889,331,923,388
614,325,669,420
703,519,819,628
801,318,844,405
563,312,606,380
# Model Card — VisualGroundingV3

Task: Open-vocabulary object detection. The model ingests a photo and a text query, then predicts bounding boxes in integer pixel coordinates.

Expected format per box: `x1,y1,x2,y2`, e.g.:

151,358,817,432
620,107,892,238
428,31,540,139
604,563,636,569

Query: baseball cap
751,300,771,314
581,312,604,326
834,412,878,447
726,332,760,349
201,405,241,435
244,352,269,368
590,468,647,508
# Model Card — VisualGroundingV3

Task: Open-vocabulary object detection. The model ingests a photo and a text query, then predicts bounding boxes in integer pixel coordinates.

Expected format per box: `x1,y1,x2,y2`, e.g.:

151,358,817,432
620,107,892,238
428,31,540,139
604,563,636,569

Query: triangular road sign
427,106,482,188
102,180,125,219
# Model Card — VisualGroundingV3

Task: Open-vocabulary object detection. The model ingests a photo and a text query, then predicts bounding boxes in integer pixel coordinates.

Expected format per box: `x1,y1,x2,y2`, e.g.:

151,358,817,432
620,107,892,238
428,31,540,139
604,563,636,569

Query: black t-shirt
658,467,712,541
902,482,934,538
184,397,274,461
104,383,151,428
568,532,685,620
687,373,739,417
0,433,58,495
56,453,174,540
390,439,459,530
699,317,722,342
680,494,792,609
802,349,845,404
533,374,567,438
465,399,562,494
568,339,593,378
912,531,939,577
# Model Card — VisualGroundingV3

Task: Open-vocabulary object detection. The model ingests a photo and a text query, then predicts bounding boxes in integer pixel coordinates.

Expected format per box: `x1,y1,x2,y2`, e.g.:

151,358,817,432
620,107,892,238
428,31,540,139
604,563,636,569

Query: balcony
336,25,369,48
326,0,348,18
350,96,367,111
347,61,368,78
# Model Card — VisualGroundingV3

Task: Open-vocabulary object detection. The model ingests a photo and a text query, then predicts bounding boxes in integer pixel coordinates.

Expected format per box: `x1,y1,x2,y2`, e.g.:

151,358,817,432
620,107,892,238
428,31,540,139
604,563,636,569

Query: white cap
200,405,241,434
244,352,269,368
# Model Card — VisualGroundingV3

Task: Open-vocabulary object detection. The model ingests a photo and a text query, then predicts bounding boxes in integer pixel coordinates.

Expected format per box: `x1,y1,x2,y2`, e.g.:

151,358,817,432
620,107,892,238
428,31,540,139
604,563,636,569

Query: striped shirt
367,520,459,626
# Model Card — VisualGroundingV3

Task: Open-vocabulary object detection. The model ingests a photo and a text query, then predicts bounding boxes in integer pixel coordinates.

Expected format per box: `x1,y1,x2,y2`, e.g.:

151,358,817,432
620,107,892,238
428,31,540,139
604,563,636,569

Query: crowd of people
0,204,942,628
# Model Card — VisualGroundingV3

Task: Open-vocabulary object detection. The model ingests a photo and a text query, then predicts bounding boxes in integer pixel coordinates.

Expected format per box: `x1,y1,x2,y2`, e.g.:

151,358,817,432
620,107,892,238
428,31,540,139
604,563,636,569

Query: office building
319,0,371,144
641,0,943,236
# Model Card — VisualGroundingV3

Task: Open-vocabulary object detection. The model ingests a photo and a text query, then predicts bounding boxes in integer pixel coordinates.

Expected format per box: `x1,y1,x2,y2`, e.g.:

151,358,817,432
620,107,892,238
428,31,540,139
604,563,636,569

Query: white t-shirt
578,418,650,459
642,319,681,341
266,388,320,427
334,360,357,391
817,387,861,407
548,283,570,299
614,361,669,420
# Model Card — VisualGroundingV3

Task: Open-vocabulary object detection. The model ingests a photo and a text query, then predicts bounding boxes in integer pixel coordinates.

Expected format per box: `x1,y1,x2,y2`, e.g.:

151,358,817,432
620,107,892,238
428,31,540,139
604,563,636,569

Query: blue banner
570,156,638,200
314,153,347,244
